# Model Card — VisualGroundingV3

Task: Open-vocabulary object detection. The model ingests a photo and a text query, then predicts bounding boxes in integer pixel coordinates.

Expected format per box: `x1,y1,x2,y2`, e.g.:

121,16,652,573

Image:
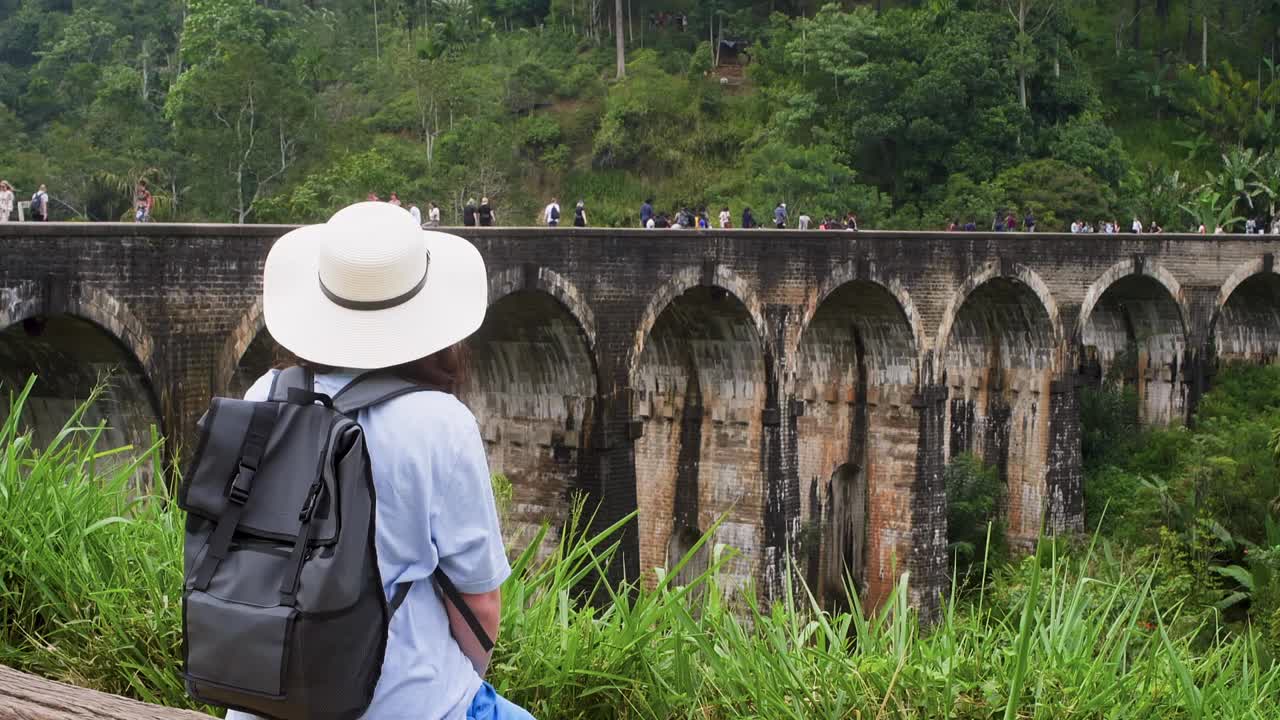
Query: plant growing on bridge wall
945,452,1007,587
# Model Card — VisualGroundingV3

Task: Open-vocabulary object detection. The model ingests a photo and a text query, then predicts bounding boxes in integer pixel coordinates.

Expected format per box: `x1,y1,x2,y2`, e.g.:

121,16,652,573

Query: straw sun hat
264,201,487,369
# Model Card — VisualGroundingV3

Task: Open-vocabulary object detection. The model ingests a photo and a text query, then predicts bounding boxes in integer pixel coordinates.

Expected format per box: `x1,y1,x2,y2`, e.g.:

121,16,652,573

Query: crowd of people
7,181,1275,235
635,199,861,230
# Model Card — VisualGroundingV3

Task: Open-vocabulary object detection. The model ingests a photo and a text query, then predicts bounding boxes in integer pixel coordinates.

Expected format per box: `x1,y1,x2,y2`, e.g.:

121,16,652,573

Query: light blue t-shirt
230,369,511,720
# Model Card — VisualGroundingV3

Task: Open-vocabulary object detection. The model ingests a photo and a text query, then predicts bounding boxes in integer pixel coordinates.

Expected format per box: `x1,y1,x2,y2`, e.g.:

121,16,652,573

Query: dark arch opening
666,524,709,588
942,278,1054,549
1214,273,1280,366
632,285,765,591
822,463,867,613
794,281,917,609
1081,275,1187,426
228,328,278,400
463,290,598,558
0,314,162,483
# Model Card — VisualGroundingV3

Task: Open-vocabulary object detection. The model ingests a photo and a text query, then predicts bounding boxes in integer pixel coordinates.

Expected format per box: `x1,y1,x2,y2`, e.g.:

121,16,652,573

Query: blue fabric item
231,369,512,720
466,683,536,720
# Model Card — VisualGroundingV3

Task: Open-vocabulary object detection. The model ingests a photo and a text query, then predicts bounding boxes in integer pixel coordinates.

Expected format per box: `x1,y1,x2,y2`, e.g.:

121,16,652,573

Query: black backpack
180,367,492,720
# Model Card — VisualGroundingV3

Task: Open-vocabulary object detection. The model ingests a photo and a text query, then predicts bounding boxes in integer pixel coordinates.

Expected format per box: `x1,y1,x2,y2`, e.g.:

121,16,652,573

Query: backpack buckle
228,463,256,504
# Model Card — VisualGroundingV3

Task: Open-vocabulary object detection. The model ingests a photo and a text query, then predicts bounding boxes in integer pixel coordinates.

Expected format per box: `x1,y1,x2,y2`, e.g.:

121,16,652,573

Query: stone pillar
910,383,949,623
1045,377,1084,534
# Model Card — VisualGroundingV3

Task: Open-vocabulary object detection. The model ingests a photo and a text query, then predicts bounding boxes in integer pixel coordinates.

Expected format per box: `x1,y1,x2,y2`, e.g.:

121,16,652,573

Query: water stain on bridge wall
632,286,765,592
794,280,917,610
943,278,1053,551
464,290,597,559
1215,272,1280,366
1081,275,1186,426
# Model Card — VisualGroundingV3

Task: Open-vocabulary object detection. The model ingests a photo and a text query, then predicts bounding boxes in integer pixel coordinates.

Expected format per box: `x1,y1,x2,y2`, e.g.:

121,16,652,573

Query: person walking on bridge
30,184,49,221
135,180,153,222
478,197,496,227
773,202,787,229
0,181,14,222
233,201,535,720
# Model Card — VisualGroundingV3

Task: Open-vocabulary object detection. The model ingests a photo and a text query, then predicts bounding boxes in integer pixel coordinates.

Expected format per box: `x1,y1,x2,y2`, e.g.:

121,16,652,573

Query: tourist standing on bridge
719,206,731,228
409,202,422,226
478,197,495,227
463,198,478,227
640,198,654,228
238,201,534,720
742,206,756,228
30,184,49,221
773,202,787,228
428,201,441,227
572,201,588,227
544,197,561,226
0,181,13,222
134,180,153,222
389,192,402,207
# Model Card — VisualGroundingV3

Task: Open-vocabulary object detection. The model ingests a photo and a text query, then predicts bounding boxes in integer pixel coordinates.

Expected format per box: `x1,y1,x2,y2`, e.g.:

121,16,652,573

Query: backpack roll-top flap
185,590,295,698
181,398,342,545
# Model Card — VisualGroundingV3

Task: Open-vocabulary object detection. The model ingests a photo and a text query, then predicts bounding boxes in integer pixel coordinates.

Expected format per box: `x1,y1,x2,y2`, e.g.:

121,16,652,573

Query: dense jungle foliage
943,363,1280,662
1,0,1278,227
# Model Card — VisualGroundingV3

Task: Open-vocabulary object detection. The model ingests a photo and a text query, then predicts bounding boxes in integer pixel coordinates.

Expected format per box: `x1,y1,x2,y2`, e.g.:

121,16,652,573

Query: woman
741,206,755,229
478,197,496,227
572,201,587,227
234,202,533,720
0,181,14,222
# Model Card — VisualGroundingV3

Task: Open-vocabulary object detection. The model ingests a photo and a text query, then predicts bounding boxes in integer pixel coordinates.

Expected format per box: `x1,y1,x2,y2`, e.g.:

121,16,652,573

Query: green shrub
944,453,1006,585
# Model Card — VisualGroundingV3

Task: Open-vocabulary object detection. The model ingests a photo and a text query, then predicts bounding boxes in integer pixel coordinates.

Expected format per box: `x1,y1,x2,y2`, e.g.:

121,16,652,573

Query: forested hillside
1,0,1277,228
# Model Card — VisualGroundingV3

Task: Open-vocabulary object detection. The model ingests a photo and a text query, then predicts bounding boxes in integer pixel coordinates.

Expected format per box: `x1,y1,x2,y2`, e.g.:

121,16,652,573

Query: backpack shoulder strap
268,366,314,401
330,371,444,415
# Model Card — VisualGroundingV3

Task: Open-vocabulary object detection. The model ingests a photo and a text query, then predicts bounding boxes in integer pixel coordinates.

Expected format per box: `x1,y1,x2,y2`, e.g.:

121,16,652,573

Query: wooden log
0,666,210,720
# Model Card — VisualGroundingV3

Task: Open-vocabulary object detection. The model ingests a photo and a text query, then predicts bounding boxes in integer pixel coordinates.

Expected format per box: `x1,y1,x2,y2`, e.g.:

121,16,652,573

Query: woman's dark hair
274,343,469,395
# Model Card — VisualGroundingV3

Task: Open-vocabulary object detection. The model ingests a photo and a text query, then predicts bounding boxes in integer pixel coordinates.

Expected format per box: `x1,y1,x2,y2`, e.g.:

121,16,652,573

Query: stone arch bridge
3,223,1279,616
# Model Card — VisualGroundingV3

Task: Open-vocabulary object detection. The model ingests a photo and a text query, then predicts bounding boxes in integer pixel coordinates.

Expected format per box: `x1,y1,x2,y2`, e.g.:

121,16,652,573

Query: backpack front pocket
184,590,296,699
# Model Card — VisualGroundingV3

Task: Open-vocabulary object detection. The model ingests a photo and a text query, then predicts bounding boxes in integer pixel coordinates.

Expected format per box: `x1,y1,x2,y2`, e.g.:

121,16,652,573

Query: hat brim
263,225,487,369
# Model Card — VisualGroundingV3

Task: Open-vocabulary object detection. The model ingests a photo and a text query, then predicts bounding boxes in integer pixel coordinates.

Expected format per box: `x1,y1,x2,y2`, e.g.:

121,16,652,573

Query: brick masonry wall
5,223,1280,619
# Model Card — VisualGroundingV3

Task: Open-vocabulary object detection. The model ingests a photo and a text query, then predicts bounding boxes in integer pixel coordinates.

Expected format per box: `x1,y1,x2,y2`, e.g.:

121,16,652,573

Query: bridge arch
935,262,1060,549
466,267,599,558
1211,258,1280,366
629,267,768,592
934,262,1064,378
0,283,164,472
1078,259,1189,426
791,271,921,608
628,264,769,377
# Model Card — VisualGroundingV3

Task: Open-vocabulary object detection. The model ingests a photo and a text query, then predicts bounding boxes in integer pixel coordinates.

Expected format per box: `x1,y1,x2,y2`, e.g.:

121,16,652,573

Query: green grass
2,378,1280,718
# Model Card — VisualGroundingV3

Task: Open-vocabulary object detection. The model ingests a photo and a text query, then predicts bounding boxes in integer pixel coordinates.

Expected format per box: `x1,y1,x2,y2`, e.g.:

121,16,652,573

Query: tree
614,0,625,79
166,0,312,221
1003,0,1057,108
167,42,312,221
